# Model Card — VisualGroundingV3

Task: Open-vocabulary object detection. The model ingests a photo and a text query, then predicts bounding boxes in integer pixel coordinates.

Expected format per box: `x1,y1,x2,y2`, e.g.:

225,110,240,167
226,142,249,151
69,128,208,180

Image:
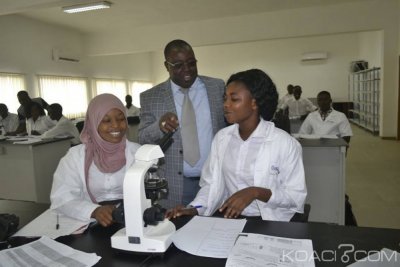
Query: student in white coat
166,69,307,221
299,91,353,144
25,102,55,135
41,103,80,145
0,103,19,135
50,94,140,227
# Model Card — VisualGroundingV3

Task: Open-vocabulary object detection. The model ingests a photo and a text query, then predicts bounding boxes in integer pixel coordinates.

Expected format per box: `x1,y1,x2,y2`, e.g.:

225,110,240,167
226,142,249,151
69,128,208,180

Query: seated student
26,102,55,135
0,103,19,135
166,69,307,221
299,90,353,143
50,94,140,227
41,103,80,145
280,85,316,120
10,90,49,135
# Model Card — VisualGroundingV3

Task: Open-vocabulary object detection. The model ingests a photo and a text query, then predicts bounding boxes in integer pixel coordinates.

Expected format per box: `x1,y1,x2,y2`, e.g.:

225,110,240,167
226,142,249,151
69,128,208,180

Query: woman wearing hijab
167,69,307,222
50,94,140,227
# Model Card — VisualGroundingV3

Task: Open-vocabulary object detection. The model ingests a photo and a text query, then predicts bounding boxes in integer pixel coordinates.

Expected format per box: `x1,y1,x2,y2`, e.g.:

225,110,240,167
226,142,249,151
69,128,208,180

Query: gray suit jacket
139,76,226,208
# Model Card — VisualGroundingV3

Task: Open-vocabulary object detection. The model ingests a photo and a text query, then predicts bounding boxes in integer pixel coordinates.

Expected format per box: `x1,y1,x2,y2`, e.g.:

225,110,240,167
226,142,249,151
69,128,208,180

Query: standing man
299,91,353,143
279,85,316,133
10,90,49,135
280,85,316,120
125,94,140,117
139,39,226,208
278,84,294,109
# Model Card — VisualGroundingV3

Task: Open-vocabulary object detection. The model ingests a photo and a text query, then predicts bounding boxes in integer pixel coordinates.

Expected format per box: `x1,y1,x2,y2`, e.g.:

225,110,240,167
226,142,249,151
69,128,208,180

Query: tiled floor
346,124,400,229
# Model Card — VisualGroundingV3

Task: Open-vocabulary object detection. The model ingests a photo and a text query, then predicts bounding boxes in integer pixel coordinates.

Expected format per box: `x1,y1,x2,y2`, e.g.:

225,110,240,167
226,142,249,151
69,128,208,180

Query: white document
347,248,400,267
172,216,247,258
226,233,315,267
11,136,42,144
14,209,91,239
0,236,101,267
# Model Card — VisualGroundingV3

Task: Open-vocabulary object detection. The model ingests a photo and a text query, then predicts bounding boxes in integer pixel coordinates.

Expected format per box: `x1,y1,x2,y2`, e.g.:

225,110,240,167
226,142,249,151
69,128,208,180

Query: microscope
111,144,176,253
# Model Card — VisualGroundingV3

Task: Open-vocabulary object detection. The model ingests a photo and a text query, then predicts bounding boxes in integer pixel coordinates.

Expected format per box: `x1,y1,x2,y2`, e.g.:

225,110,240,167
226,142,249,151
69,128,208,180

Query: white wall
83,53,152,81
87,0,399,137
0,15,85,98
0,15,153,111
152,33,367,101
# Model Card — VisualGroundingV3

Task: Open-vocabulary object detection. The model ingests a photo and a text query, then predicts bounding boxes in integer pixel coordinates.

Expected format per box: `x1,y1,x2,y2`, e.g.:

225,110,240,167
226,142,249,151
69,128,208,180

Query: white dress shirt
278,93,294,109
41,116,80,144
0,112,19,133
282,98,316,119
26,115,55,134
299,109,353,137
223,121,267,216
126,105,140,117
171,77,213,177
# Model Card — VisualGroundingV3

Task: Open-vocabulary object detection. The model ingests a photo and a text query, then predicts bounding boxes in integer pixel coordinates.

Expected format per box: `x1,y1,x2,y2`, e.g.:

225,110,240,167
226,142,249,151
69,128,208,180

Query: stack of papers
226,233,315,267
7,136,43,144
0,236,101,267
172,216,246,258
14,209,91,239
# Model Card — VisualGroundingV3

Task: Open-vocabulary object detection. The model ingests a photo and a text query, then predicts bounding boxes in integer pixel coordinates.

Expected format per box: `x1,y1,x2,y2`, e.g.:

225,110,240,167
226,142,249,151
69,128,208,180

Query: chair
272,109,291,134
290,204,311,223
127,116,140,125
75,121,84,133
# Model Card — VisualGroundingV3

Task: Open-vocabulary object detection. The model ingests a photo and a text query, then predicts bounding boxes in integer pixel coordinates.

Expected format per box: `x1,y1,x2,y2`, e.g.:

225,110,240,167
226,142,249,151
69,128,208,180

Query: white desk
0,138,71,204
298,138,347,225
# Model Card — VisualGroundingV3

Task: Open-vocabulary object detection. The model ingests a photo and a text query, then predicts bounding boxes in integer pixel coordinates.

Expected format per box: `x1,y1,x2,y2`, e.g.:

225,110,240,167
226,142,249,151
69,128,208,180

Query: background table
0,138,71,203
299,138,347,225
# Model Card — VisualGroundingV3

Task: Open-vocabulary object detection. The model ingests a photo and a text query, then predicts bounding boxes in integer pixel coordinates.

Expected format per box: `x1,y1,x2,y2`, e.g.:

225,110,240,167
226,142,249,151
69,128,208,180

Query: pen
56,214,59,230
183,205,203,210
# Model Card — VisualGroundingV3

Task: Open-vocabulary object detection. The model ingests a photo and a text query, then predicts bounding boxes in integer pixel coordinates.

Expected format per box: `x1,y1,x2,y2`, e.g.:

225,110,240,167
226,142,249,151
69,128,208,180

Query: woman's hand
91,205,116,227
219,187,272,219
165,205,198,219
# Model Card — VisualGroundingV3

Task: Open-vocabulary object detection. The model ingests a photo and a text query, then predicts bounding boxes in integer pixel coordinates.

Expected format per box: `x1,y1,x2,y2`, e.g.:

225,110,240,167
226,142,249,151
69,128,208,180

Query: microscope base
111,220,176,253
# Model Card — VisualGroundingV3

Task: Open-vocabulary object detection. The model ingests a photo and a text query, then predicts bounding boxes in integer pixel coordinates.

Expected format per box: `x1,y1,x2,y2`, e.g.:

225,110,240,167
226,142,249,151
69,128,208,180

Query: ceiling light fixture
62,1,112,14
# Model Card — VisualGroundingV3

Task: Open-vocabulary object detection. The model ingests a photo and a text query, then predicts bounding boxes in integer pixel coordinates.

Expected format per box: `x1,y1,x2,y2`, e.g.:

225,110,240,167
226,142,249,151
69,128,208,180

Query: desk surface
56,218,400,267
0,137,72,146
297,138,348,147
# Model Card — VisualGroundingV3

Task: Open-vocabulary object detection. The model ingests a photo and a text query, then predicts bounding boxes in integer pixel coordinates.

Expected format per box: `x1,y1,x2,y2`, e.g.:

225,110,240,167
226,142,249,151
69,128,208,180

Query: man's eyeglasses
166,60,197,70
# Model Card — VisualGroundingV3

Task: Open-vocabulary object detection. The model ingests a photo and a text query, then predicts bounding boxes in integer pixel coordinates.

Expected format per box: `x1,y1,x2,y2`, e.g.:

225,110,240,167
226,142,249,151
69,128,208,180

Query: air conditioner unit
301,52,328,61
52,48,80,63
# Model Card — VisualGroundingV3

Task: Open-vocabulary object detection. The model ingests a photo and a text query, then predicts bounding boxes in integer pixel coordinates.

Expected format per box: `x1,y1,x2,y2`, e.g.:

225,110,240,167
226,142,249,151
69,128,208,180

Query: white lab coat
41,116,81,145
126,105,140,117
26,115,55,134
281,98,316,119
50,140,140,222
299,109,353,137
191,119,307,221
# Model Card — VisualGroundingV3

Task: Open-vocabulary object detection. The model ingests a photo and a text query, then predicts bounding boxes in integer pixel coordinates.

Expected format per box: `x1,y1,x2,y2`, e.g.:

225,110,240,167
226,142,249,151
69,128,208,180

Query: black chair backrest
127,116,140,125
290,204,311,223
75,121,84,133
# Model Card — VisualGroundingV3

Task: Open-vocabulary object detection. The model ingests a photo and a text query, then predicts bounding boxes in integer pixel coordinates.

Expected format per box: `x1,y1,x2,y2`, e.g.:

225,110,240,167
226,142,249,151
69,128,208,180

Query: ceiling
1,0,366,35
